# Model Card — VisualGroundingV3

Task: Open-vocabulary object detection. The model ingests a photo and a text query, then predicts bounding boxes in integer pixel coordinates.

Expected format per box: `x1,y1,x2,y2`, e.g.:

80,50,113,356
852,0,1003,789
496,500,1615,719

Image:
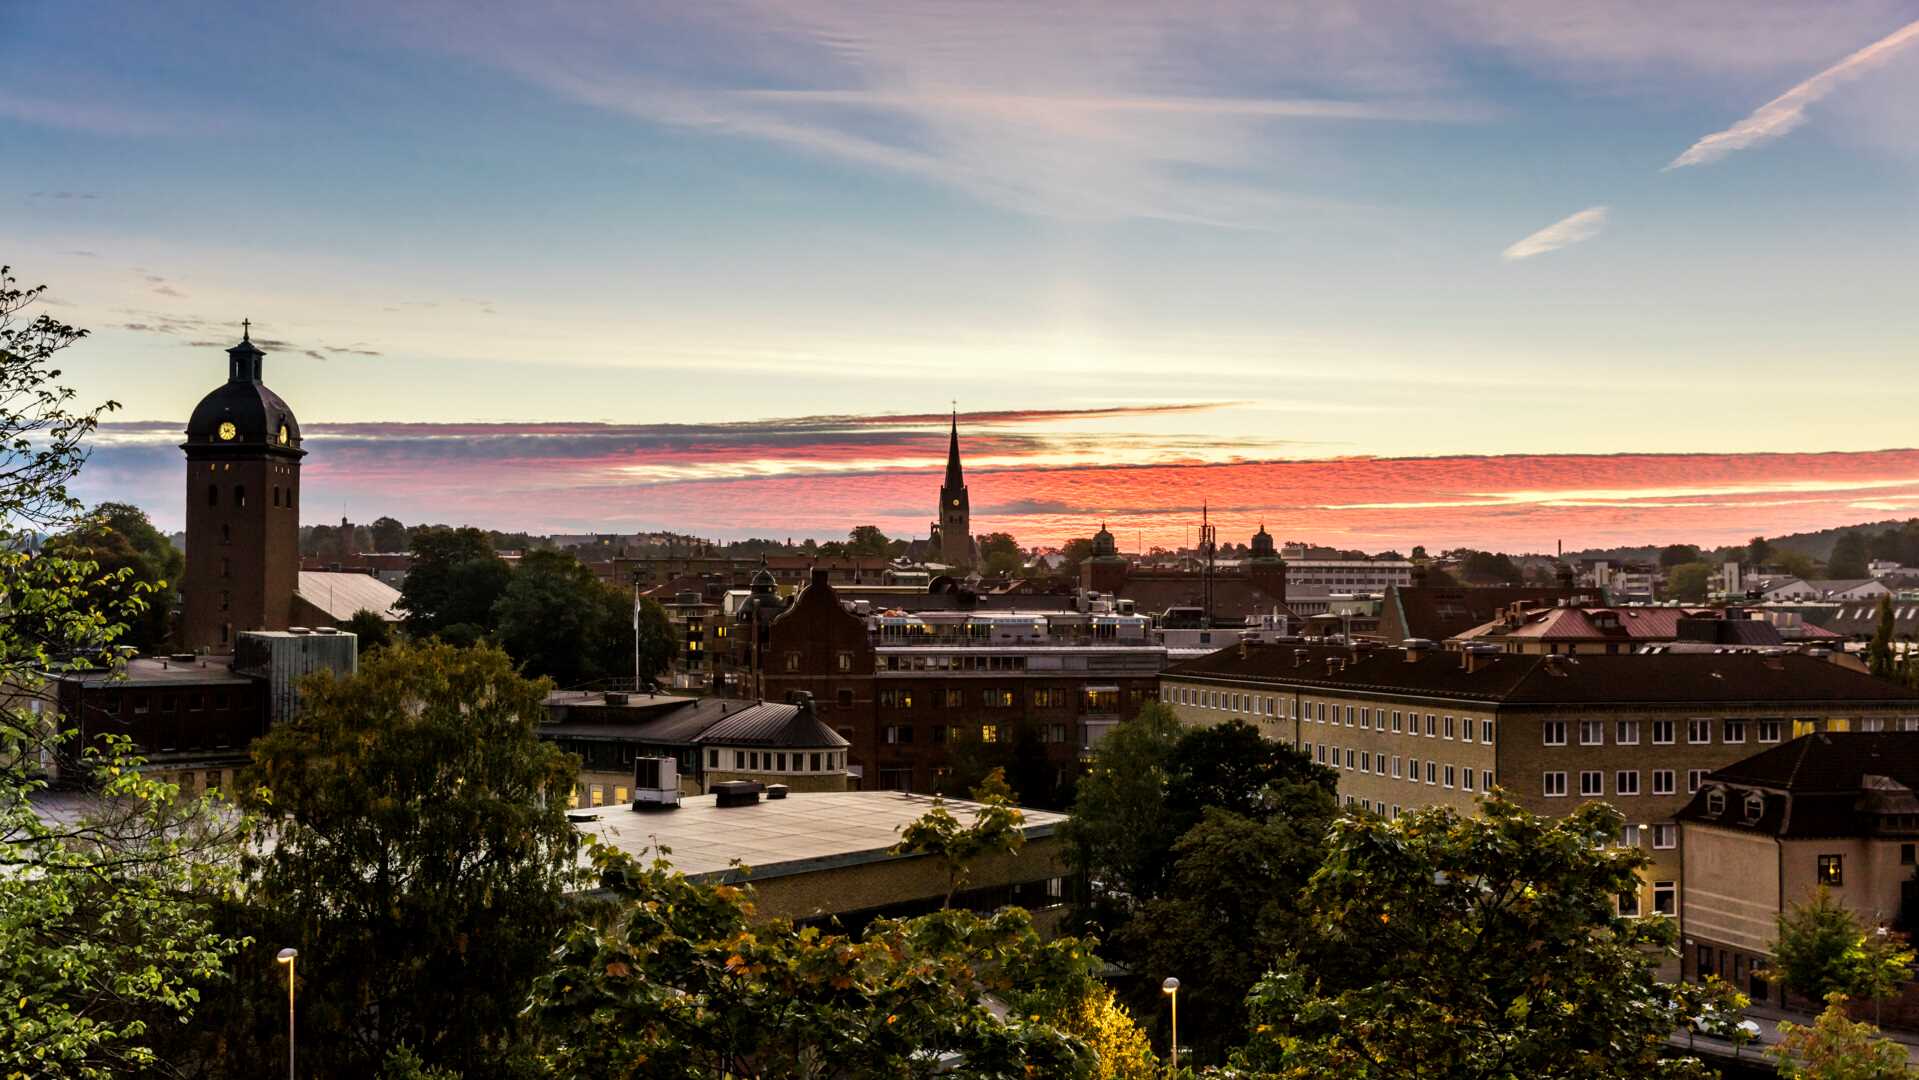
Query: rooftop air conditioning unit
631,757,681,810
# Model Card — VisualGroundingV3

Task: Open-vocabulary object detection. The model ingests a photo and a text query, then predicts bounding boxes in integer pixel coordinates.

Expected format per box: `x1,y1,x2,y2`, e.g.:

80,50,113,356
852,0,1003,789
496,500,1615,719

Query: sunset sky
7,2,1919,550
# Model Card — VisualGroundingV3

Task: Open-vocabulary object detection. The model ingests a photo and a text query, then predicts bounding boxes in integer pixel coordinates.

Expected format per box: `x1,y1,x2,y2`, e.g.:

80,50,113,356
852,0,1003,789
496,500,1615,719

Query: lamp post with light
1162,976,1180,1074
276,948,297,1080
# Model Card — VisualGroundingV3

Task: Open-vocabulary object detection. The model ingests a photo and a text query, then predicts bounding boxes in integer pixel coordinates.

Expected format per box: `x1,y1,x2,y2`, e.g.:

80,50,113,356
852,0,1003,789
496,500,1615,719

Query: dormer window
1743,793,1765,823
1705,788,1726,815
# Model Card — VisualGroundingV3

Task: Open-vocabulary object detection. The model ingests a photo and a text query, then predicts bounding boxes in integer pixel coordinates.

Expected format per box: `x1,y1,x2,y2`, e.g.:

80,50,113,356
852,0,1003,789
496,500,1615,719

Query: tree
1772,995,1915,1080
530,844,1101,1079
0,264,247,1077
1780,550,1821,579
1830,531,1871,580
233,642,581,1077
1460,550,1523,585
1660,543,1704,569
1666,561,1715,603
892,768,1026,908
1060,704,1183,925
369,515,408,553
1063,987,1158,1080
1059,537,1095,578
1232,796,1732,1080
1771,888,1915,1008
397,526,511,640
41,501,182,653
1750,536,1775,568
344,607,394,652
491,549,642,686
845,524,891,557
1869,596,1899,679
1122,786,1336,1061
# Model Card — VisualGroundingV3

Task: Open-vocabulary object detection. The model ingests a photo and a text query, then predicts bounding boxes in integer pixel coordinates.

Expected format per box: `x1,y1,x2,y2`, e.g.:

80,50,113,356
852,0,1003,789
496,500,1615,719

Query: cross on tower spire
241,318,251,341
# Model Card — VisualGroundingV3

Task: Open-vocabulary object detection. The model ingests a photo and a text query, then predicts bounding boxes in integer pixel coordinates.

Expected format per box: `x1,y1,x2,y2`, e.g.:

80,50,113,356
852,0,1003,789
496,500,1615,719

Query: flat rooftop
568,789,1066,884
54,657,252,687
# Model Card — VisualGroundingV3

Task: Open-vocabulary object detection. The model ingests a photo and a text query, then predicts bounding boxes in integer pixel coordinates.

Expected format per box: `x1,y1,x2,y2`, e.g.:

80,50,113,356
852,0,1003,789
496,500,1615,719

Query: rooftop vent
604,691,630,706
765,783,789,800
315,626,340,634
288,626,312,635
631,757,681,810
712,780,764,808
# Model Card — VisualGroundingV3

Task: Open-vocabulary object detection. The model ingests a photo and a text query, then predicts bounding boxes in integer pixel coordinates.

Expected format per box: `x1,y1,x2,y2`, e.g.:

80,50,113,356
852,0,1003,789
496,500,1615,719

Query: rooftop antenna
1200,503,1217,629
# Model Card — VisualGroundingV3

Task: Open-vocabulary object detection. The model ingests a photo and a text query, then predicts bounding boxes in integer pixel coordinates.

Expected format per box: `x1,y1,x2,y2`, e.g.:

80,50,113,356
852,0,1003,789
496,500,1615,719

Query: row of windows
1543,716,1919,748
714,748,843,773
1168,686,1498,747
205,483,296,510
881,722,1053,746
1542,769,1705,804
1618,881,1677,917
128,691,237,713
1312,742,1489,794
878,687,1116,711
1304,700,1494,746
880,654,1028,672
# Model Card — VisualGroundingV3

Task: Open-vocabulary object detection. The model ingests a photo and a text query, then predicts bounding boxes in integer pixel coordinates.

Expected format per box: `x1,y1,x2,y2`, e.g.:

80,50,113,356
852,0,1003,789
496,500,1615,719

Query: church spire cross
241,318,251,341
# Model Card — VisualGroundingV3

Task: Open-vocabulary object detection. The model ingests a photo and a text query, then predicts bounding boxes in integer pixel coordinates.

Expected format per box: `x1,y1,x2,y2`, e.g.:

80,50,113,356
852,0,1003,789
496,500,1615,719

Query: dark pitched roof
1382,585,1585,643
696,701,847,749
541,695,847,749
1676,732,1919,839
1167,642,1919,708
1103,576,1292,624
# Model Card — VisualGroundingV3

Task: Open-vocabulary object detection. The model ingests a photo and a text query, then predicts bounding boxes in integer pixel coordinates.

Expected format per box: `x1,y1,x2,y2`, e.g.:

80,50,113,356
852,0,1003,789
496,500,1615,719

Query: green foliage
1231,796,1724,1080
1780,550,1821,579
233,641,581,1077
1065,709,1334,927
1460,550,1523,585
893,768,1027,907
1060,703,1183,921
0,264,247,1078
1773,994,1915,1080
491,548,659,686
1059,537,1095,576
1870,597,1899,678
345,607,395,652
397,526,511,639
1665,561,1715,603
1750,535,1775,568
530,843,1101,1079
1771,888,1915,1006
369,515,408,553
845,524,892,557
1829,531,1871,580
1659,543,1703,569
1121,784,1335,1060
41,502,181,653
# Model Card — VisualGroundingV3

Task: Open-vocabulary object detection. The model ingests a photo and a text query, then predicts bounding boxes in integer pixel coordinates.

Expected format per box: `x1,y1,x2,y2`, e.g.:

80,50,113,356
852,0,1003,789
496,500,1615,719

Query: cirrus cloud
1502,206,1609,261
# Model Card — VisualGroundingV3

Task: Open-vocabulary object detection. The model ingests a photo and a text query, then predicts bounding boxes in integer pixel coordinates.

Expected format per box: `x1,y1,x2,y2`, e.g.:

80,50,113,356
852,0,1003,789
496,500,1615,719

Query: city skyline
10,2,1919,546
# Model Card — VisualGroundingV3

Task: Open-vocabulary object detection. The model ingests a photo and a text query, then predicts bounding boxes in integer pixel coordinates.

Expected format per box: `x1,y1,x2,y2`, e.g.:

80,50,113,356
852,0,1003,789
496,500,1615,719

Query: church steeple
944,408,964,491
935,408,973,568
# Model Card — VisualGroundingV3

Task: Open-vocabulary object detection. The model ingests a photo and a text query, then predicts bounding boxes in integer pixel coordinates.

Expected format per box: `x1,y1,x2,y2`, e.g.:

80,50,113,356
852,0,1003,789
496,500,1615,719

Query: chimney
1294,648,1310,669
1238,636,1251,660
1326,657,1345,676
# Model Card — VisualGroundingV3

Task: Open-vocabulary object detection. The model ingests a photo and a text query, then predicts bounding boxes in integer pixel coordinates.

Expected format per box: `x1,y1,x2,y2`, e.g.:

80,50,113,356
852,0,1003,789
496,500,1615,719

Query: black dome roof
183,336,302,452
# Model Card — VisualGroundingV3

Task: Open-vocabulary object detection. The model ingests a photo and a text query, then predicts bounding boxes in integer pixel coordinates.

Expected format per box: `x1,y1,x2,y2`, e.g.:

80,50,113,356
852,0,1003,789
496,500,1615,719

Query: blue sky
7,2,1919,543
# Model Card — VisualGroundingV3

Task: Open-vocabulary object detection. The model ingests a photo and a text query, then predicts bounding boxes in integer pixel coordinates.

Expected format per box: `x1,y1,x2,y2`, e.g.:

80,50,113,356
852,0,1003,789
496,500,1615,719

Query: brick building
1161,641,1919,922
759,570,1165,801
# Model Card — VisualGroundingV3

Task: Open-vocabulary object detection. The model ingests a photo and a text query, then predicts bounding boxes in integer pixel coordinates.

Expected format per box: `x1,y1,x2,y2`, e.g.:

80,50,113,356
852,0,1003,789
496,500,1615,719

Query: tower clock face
217,421,237,441
951,499,960,507
278,424,290,445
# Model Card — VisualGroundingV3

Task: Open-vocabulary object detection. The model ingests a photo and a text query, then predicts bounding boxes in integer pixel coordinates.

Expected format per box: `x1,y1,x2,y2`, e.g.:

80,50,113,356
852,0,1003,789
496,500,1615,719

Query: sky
6,1,1919,551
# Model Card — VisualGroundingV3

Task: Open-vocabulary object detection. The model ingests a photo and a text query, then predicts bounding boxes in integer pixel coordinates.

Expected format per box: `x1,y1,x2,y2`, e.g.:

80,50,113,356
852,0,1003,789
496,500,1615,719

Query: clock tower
935,410,974,568
179,327,305,652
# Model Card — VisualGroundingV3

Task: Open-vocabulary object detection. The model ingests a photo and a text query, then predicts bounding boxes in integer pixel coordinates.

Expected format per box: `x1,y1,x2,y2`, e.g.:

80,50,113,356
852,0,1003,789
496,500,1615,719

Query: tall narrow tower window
234,485,246,508
207,484,219,507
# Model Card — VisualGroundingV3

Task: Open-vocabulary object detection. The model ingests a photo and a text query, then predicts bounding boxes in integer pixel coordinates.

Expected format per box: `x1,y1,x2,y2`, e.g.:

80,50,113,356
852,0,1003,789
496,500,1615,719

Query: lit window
1818,855,1843,886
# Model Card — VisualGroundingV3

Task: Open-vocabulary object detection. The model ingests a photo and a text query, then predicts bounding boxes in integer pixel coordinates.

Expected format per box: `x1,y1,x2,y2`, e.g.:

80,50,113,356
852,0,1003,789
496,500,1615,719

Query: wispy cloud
0,92,214,137
1502,206,1609,261
1667,17,1919,169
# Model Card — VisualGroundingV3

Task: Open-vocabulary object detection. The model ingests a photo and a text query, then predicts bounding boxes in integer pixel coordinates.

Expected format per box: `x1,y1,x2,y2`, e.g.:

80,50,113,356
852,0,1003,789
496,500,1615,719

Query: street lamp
276,948,297,1080
1162,977,1180,1073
